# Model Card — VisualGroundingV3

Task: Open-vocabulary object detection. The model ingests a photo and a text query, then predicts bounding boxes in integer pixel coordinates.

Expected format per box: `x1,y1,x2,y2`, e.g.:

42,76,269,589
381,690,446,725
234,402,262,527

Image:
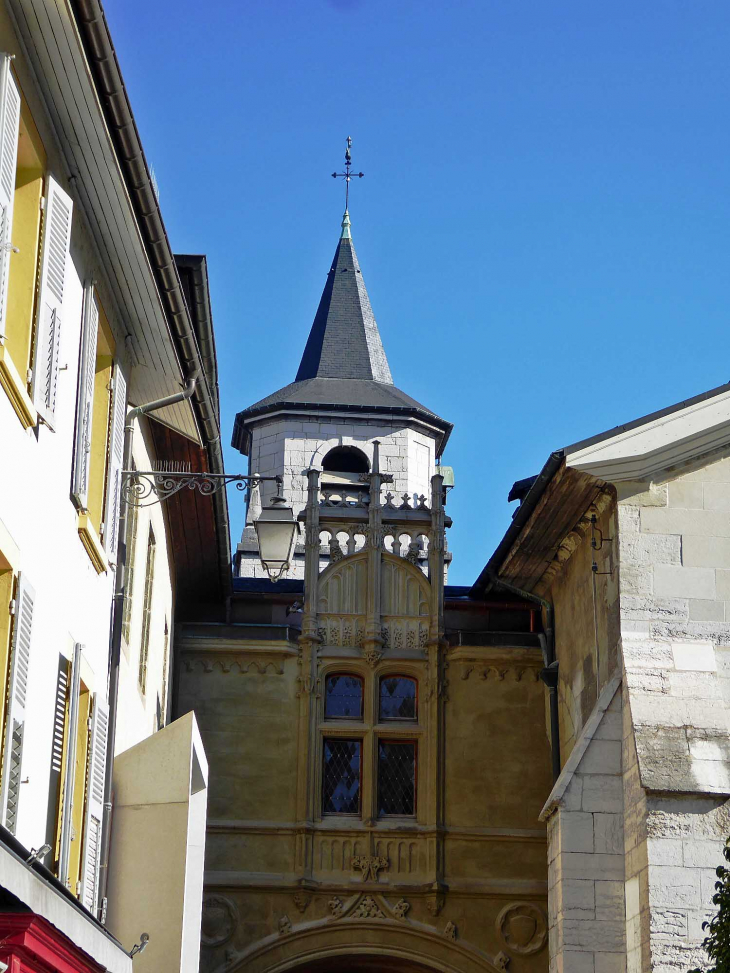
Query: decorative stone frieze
352,855,388,882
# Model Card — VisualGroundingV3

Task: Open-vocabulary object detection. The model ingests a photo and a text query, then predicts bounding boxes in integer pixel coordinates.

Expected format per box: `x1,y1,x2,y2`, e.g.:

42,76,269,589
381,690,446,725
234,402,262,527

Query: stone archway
223,915,504,973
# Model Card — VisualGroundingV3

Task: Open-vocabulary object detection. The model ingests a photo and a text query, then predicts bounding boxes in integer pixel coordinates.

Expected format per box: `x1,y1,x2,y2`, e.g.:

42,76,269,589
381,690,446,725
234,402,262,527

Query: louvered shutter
32,175,73,425
103,364,127,558
80,694,108,915
58,642,81,887
0,55,20,343
1,573,35,834
72,286,99,508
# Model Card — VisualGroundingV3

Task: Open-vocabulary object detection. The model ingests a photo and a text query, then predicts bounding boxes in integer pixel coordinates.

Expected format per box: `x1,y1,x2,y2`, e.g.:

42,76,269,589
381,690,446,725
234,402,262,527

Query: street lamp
121,470,298,581
254,495,299,582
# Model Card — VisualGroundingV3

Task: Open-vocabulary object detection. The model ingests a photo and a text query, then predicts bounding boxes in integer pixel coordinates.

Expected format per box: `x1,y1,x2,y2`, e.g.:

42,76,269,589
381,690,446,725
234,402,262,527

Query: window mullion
362,729,375,822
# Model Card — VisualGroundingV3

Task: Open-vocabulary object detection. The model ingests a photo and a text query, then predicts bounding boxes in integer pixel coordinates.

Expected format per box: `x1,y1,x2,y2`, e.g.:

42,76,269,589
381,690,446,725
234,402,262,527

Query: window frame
376,737,418,818
324,672,365,722
378,673,418,723
321,736,363,817
138,525,156,695
317,665,422,823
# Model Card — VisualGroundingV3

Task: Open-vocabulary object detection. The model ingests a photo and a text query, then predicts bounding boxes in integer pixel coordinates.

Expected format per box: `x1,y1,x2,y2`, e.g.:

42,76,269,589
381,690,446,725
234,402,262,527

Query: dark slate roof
296,226,393,383
232,216,452,456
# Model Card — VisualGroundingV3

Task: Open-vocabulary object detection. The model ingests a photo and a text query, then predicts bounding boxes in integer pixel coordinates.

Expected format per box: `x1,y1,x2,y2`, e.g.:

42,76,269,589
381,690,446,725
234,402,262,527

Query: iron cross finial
331,135,364,210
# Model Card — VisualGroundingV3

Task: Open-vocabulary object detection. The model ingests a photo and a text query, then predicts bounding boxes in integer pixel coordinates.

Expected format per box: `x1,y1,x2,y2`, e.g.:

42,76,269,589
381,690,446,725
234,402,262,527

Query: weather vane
331,135,363,210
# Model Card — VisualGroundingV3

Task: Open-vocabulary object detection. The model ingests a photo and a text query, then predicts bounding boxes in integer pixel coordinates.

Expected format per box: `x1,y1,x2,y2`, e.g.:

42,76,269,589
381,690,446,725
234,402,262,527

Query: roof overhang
472,381,730,597
233,402,453,457
7,0,209,442
564,384,730,482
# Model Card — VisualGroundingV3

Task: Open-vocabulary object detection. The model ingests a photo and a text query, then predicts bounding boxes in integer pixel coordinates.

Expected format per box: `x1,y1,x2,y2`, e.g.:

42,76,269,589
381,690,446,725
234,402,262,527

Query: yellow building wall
178,631,553,973
546,498,619,768
5,87,46,378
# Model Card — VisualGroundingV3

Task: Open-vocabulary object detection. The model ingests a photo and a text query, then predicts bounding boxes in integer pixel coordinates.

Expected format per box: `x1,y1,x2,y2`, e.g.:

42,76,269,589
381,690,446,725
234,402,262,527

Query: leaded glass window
377,741,416,816
379,676,417,721
325,674,363,720
322,739,361,814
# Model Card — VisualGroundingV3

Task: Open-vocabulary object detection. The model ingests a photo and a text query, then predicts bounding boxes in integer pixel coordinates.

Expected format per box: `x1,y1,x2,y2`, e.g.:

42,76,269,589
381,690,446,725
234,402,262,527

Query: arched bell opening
322,445,370,475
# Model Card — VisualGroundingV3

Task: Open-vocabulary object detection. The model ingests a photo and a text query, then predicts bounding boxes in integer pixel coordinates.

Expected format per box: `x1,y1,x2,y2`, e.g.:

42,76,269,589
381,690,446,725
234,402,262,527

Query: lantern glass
254,503,298,581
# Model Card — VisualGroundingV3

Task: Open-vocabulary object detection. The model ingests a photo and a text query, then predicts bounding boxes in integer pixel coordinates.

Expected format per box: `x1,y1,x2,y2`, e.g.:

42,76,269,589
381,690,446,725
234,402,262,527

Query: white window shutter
0,55,20,343
103,364,127,558
0,573,35,834
80,694,108,915
32,174,73,425
72,286,99,508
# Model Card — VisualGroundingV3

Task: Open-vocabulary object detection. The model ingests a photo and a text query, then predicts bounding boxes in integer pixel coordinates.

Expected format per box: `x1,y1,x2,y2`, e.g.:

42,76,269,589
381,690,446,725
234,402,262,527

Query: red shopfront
0,914,107,973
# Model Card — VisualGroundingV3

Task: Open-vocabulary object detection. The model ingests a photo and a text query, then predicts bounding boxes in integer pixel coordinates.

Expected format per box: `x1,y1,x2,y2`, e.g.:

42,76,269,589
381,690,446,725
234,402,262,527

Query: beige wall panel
445,661,552,830
549,502,619,766
178,657,299,821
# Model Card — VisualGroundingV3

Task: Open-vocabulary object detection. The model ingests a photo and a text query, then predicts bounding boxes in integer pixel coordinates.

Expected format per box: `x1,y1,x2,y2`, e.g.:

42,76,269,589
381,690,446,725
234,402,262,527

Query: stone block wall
547,689,626,973
617,453,730,973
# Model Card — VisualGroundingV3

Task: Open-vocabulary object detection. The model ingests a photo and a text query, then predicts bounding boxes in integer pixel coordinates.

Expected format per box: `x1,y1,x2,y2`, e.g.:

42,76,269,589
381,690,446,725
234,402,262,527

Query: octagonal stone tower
232,211,452,579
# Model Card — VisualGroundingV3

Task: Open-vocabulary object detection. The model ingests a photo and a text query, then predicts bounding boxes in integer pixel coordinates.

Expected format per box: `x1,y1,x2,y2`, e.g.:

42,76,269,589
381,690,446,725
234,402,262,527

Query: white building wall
0,0,178,903
114,416,175,755
0,223,118,855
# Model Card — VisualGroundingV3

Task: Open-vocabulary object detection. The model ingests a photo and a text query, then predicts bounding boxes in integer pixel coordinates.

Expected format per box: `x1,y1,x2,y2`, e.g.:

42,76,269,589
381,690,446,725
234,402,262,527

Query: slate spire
295,213,394,385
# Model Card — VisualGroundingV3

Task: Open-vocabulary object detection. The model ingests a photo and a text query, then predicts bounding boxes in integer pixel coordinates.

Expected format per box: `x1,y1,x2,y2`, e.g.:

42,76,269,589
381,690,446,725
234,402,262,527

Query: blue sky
106,0,730,585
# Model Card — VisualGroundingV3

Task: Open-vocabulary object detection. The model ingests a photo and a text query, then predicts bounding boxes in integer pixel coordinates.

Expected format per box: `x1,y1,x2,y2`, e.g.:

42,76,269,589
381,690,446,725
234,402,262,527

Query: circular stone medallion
496,902,548,955
201,894,238,947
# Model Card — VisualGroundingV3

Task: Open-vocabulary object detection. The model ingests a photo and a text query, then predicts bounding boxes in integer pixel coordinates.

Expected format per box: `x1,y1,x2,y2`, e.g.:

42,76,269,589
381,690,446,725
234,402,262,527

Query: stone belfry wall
236,422,442,579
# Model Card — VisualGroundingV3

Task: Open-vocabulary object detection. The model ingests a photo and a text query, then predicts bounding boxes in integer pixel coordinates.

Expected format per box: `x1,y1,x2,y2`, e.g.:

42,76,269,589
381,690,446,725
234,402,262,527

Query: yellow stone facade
178,458,554,973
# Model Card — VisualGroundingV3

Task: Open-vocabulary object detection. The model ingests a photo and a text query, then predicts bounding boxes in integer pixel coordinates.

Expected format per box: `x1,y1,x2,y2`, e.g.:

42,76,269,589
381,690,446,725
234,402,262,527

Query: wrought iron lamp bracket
120,471,282,509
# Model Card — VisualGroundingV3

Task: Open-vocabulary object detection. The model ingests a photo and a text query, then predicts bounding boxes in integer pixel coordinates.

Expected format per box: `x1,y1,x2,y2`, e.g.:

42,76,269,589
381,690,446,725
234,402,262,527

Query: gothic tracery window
321,671,418,819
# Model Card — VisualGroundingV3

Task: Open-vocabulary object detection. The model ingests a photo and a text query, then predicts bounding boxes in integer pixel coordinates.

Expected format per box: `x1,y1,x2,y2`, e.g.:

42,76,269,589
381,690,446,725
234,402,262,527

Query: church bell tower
232,205,453,579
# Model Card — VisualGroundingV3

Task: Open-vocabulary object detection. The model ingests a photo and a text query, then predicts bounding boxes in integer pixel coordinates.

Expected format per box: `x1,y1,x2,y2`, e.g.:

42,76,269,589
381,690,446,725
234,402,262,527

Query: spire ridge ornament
331,135,363,213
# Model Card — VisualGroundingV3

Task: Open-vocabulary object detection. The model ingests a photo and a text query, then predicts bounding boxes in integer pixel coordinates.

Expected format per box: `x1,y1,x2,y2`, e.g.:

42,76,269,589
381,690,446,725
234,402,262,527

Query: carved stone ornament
292,890,311,914
496,902,548,955
363,647,383,668
405,541,420,565
426,893,444,917
201,894,238,947
329,537,344,561
351,895,386,919
328,893,412,924
392,898,410,920
352,855,388,882
495,951,511,971
278,915,292,936
444,920,457,941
